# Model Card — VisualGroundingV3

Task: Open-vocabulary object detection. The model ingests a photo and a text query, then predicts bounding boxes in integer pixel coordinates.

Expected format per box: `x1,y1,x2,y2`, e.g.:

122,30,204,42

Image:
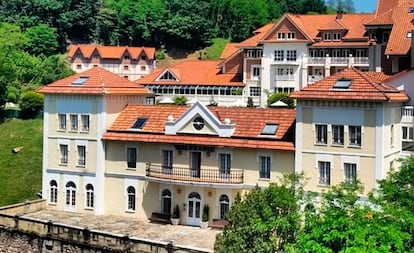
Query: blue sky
353,0,377,13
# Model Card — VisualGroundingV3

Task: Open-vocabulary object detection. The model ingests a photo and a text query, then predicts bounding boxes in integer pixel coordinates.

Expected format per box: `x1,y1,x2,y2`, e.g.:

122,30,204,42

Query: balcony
306,56,369,67
401,106,414,123
145,163,244,184
308,75,324,83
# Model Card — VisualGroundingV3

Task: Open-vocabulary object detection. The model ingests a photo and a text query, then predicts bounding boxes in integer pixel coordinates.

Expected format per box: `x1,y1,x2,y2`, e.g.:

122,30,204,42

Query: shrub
173,95,187,105
19,91,44,118
156,50,166,60
172,204,180,219
6,86,19,103
267,92,295,108
202,204,209,222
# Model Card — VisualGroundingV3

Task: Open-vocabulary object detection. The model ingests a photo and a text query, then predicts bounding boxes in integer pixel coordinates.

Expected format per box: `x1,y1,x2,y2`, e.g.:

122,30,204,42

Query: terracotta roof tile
365,71,393,81
238,23,274,47
37,67,153,95
135,60,243,87
103,105,296,151
67,44,155,60
290,68,409,102
220,43,240,59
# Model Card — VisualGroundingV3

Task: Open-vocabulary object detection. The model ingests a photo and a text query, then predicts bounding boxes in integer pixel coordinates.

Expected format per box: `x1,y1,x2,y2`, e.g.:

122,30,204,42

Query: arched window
219,194,230,219
65,181,76,207
161,189,172,214
49,180,58,204
127,186,136,211
85,184,94,208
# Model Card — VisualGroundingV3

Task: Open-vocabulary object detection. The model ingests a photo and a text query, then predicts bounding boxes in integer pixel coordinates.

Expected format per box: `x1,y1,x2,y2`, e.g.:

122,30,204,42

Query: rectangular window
332,125,344,145
259,156,271,179
251,66,260,80
219,154,231,175
70,114,78,131
124,65,129,71
162,150,173,170
287,32,295,40
402,126,413,140
349,126,361,146
319,161,331,185
77,145,86,166
249,87,261,97
286,50,297,61
246,49,263,58
141,66,146,71
333,33,341,41
323,33,331,41
127,147,137,168
76,64,81,69
81,115,90,132
315,124,327,144
124,55,130,60
275,50,284,61
277,32,285,40
277,68,284,76
58,114,66,130
60,144,68,164
344,163,357,184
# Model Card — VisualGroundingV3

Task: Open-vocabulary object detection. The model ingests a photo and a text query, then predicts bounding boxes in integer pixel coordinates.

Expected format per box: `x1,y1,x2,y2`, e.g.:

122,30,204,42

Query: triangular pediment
156,69,180,82
165,101,235,137
262,14,312,42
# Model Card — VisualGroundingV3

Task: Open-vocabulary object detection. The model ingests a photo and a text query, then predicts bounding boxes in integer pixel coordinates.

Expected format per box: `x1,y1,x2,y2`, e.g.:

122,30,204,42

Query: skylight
131,117,147,129
409,7,414,13
72,77,89,85
333,78,352,89
261,123,279,135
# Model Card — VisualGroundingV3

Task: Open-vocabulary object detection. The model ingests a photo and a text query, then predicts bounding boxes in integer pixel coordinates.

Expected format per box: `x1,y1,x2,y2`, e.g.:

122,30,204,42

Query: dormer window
277,32,285,40
159,71,177,81
141,55,146,60
287,32,295,40
124,55,130,60
323,33,331,41
193,117,205,130
333,33,341,41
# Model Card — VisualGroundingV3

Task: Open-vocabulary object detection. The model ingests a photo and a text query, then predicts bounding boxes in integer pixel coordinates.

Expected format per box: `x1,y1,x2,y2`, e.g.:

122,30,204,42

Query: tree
19,90,44,118
214,173,305,252
266,92,295,108
24,24,58,56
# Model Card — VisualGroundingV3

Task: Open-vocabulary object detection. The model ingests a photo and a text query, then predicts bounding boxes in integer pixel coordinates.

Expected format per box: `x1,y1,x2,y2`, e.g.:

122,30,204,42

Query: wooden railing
146,163,244,184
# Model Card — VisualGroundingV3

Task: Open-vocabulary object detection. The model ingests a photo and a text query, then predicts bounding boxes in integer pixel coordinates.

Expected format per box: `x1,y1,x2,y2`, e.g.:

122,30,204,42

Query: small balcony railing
354,57,369,64
308,75,324,83
146,163,244,184
331,57,348,64
308,57,325,64
401,106,414,123
275,75,295,81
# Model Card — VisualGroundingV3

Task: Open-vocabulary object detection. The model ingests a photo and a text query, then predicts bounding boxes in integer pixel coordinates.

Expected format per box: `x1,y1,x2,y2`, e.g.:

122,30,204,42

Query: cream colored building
291,68,409,194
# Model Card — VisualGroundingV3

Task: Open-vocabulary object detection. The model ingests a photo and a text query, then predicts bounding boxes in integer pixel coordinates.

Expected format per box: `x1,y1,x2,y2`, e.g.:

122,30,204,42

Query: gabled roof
261,13,374,45
135,60,243,87
67,44,156,60
290,68,409,102
220,43,240,59
103,103,296,151
37,67,153,95
237,23,274,48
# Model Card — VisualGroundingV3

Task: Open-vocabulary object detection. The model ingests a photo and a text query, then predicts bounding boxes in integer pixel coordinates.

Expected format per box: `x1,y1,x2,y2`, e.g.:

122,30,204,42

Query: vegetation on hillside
215,157,414,252
0,119,43,206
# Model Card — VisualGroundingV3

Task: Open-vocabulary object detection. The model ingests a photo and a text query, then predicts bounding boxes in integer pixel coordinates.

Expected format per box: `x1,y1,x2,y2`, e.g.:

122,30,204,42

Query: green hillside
0,118,43,206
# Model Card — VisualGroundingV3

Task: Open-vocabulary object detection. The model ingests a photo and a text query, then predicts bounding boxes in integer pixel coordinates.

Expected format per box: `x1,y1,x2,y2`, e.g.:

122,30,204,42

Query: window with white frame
333,33,342,41
50,180,58,204
81,115,90,132
332,125,344,145
65,182,76,207
315,124,327,144
161,189,172,214
246,49,262,58
127,147,137,168
318,161,331,185
323,33,331,41
162,150,173,170
58,114,66,130
275,50,284,61
251,66,260,80
259,156,271,179
344,163,357,184
286,50,297,61
349,126,361,146
287,32,295,40
277,68,284,76
219,153,231,175
249,87,261,97
219,194,230,219
402,126,413,140
277,32,285,40
127,186,136,211
77,145,86,166
70,114,78,131
85,184,94,208
60,144,68,164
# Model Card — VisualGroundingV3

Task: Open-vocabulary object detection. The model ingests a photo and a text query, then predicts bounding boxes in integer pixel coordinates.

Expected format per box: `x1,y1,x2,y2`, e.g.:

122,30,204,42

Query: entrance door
190,152,201,178
187,192,201,226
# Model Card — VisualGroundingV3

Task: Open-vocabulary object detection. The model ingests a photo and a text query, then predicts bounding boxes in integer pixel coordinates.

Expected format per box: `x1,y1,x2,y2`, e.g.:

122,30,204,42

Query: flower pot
200,221,209,229
171,218,180,225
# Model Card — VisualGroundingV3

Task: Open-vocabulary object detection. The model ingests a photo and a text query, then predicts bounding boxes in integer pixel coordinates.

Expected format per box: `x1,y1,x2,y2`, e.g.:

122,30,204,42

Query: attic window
131,117,147,129
407,32,412,38
409,7,414,13
141,55,146,60
333,78,352,89
159,71,177,81
72,77,89,85
261,123,279,135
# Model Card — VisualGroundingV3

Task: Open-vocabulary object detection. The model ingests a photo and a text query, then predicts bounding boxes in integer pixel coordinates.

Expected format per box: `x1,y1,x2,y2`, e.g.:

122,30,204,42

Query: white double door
187,191,202,226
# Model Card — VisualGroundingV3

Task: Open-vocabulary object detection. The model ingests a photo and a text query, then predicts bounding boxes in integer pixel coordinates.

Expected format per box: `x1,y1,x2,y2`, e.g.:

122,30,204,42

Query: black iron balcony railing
146,163,244,184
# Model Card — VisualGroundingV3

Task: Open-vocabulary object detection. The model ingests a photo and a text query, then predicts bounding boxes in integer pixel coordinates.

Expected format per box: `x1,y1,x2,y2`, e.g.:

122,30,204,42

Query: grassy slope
0,118,43,206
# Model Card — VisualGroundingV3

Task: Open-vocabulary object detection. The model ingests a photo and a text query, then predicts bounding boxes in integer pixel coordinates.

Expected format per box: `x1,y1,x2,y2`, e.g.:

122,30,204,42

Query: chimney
336,10,343,20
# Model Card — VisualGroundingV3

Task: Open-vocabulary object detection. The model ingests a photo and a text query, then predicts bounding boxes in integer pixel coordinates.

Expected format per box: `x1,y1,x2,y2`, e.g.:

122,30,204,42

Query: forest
0,0,354,110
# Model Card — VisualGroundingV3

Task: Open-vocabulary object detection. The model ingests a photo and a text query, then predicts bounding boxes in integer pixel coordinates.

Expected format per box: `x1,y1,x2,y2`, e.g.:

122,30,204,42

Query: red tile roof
220,43,240,59
290,68,409,102
37,67,153,95
365,71,393,82
103,105,296,151
67,44,155,60
237,23,274,48
135,60,243,86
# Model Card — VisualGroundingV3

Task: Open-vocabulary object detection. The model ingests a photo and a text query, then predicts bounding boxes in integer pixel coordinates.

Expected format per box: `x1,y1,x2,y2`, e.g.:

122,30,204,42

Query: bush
172,204,180,219
156,50,166,60
267,92,295,108
19,91,44,118
173,95,187,105
202,204,209,222
6,86,19,103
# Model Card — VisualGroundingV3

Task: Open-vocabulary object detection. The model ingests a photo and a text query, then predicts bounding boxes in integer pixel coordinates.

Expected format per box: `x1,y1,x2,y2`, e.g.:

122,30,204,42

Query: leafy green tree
267,92,295,108
19,90,44,118
24,24,58,56
215,173,305,253
6,86,20,103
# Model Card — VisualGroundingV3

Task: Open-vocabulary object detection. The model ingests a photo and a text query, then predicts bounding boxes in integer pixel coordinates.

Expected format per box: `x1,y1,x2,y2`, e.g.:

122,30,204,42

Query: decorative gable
165,101,235,137
156,69,179,81
262,15,309,42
